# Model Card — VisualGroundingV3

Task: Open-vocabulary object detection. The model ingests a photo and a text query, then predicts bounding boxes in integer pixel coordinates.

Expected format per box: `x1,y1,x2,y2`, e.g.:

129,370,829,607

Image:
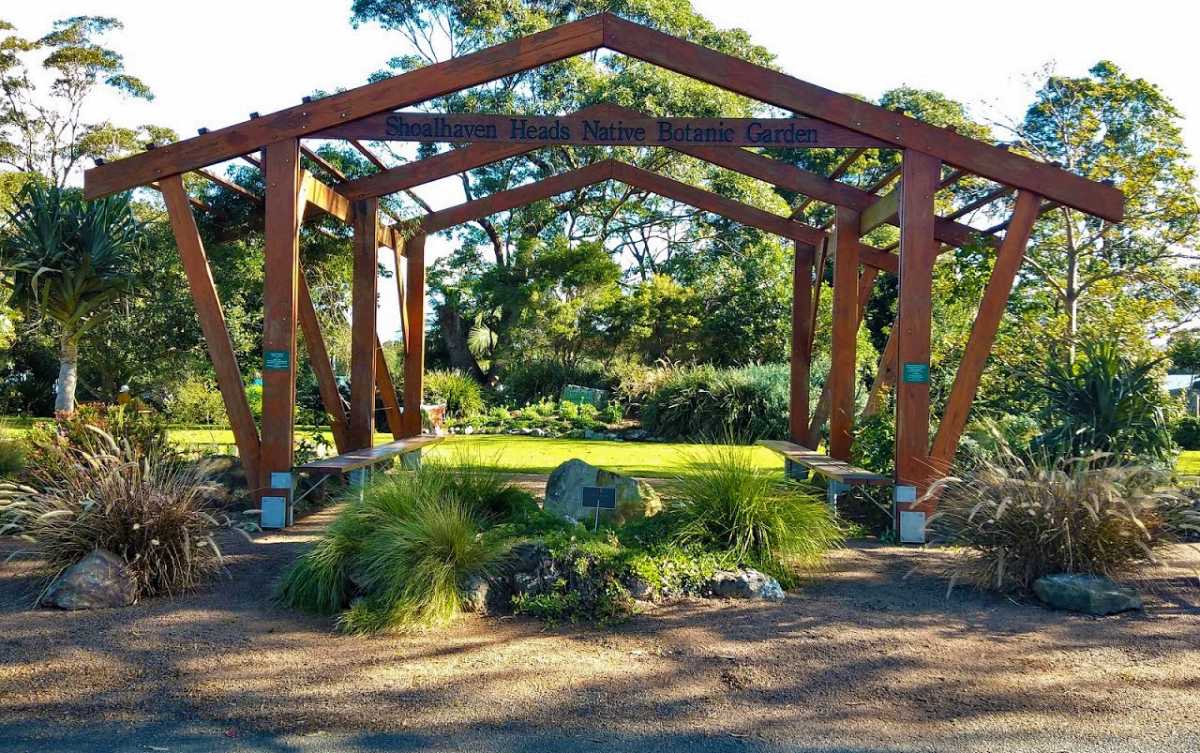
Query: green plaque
263,350,290,371
561,384,608,407
901,362,929,384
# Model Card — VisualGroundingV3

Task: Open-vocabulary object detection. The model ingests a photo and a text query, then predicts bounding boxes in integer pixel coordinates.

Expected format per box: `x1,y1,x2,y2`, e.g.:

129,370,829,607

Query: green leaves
0,183,139,340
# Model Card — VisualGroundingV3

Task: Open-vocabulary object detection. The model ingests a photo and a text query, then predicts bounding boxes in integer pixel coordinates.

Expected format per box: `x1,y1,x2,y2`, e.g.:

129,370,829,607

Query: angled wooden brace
929,190,1042,467
160,175,263,490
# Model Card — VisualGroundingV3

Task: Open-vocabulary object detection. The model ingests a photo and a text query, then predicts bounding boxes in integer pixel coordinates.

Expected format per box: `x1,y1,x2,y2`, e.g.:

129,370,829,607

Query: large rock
1033,573,1142,616
462,575,514,616
544,458,662,525
707,569,785,601
42,550,136,610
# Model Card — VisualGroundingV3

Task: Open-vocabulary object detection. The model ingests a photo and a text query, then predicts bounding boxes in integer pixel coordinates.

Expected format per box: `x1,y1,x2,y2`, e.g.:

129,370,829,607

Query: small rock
462,575,513,616
707,569,785,601
462,425,475,435
1033,573,1142,615
627,576,654,600
532,428,547,437
42,550,137,610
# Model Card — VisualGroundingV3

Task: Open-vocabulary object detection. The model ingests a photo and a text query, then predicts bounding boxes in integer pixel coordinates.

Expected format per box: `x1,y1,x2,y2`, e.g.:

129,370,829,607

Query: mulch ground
3,486,1200,752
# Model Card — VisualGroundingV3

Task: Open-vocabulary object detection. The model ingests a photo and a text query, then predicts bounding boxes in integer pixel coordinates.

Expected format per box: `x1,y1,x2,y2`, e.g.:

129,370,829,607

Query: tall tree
0,16,171,187
1007,61,1200,357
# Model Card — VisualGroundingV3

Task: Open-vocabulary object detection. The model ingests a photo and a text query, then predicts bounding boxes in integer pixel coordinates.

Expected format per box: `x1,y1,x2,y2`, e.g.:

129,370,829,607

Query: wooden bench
757,439,889,506
298,435,445,476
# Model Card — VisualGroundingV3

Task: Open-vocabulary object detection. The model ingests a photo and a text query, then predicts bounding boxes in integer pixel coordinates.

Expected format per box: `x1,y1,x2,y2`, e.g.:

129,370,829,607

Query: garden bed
2,498,1199,751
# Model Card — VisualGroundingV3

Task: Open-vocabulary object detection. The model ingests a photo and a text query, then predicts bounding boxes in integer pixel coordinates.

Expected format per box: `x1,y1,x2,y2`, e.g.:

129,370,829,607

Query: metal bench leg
784,458,808,482
349,469,367,502
402,449,422,470
826,479,849,511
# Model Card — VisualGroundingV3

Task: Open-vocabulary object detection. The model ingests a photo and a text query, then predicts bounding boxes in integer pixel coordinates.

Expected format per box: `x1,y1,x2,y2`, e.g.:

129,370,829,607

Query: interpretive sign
263,350,290,371
318,112,888,148
901,362,930,384
582,486,617,510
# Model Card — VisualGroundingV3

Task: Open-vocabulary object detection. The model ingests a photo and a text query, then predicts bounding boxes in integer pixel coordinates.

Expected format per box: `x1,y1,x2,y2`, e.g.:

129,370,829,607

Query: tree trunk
1063,208,1080,363
436,304,487,384
56,335,79,415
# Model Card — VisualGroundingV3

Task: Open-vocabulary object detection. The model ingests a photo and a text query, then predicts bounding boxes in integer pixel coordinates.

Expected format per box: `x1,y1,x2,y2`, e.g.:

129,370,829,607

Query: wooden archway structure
85,12,1123,528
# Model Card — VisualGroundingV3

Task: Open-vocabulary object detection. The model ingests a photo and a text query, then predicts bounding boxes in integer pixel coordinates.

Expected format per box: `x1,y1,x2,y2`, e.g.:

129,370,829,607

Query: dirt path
3,497,1200,752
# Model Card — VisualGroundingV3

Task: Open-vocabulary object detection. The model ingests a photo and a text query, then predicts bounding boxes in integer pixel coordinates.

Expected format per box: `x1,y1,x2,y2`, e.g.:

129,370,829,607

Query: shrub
1174,415,1200,451
929,448,1200,592
277,456,520,633
669,445,844,582
26,403,172,475
0,435,26,478
3,431,233,598
500,358,610,406
642,364,790,442
166,377,226,425
1034,339,1173,465
425,369,484,418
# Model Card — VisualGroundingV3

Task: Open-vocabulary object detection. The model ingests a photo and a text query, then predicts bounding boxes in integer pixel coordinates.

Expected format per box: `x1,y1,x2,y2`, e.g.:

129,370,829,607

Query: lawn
170,427,780,478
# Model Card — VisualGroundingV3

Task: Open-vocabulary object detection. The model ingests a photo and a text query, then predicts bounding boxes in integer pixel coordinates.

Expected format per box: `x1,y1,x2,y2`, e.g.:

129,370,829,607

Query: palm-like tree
1,183,139,413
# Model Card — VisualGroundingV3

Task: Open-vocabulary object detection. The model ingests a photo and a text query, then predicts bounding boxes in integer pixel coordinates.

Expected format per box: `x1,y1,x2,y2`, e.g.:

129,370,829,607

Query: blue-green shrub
499,358,611,407
641,364,789,442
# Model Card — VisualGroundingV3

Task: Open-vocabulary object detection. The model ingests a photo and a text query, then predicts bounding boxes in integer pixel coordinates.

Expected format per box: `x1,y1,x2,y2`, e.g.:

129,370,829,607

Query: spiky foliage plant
929,444,1200,592
1,427,231,599
670,444,844,581
277,454,519,633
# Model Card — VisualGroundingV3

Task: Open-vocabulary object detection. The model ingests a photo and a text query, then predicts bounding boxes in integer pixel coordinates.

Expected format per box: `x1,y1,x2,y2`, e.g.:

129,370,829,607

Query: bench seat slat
298,435,445,475
757,439,889,486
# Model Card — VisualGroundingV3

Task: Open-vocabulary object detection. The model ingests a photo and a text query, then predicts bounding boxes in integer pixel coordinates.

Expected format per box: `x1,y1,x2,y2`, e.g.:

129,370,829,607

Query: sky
2,0,1197,337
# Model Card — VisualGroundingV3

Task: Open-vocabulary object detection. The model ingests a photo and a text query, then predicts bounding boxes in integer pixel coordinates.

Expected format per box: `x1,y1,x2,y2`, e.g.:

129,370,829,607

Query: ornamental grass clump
1,428,232,599
670,444,844,581
277,455,517,634
929,447,1200,593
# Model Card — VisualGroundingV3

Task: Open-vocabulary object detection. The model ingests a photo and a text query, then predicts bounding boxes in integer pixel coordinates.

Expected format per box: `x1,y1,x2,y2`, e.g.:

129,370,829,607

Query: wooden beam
828,207,860,461
894,150,940,493
791,148,866,218
929,190,1041,466
402,234,427,437
375,340,405,439
260,139,305,496
422,160,615,233
85,15,606,198
862,324,897,419
160,175,262,490
392,242,410,349
808,265,879,447
860,185,900,236
612,162,825,246
319,112,888,149
349,198,380,449
297,270,349,453
790,241,814,442
335,101,991,256
348,139,389,170
601,15,1123,221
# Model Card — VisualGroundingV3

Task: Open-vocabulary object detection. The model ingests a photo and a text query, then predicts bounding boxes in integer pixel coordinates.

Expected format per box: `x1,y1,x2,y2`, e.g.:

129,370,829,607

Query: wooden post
160,175,262,490
828,207,860,461
297,270,349,453
807,265,879,448
402,234,426,437
392,243,410,349
790,241,814,443
375,343,405,438
929,190,1041,466
349,198,380,450
260,139,304,501
862,325,897,418
895,150,941,497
